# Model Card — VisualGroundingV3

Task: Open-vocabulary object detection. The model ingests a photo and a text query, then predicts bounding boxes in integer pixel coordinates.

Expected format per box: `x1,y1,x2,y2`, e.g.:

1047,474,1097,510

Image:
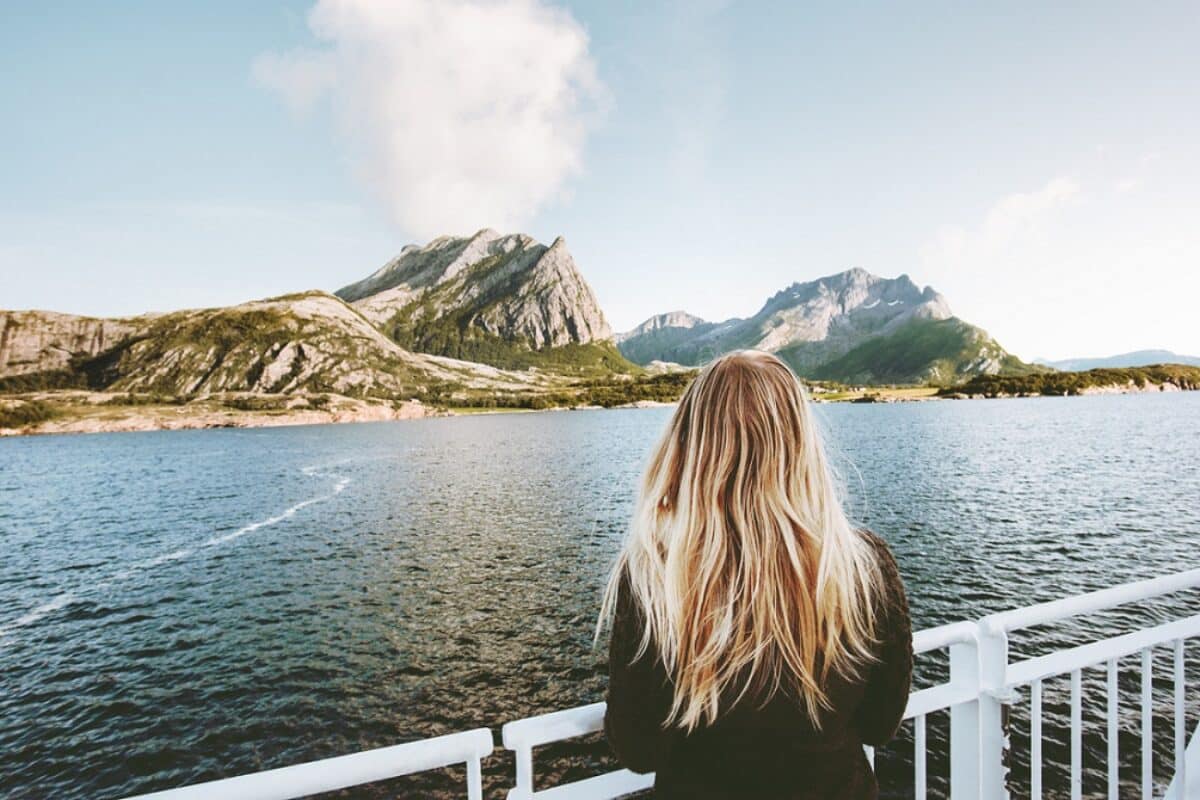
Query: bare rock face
747,268,952,366
0,311,143,377
335,229,613,352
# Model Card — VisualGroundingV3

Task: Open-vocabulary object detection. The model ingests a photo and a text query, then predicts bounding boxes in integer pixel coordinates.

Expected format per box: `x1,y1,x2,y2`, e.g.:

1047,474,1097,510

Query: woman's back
598,351,914,798
604,529,912,799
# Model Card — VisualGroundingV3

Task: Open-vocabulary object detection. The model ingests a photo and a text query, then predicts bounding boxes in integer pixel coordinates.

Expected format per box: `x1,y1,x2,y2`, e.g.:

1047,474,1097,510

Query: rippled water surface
1,394,1198,799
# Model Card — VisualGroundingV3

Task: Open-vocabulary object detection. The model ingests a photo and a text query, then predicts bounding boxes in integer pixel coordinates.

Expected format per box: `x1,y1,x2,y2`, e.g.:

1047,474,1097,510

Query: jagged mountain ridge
617,268,1034,384
335,229,616,369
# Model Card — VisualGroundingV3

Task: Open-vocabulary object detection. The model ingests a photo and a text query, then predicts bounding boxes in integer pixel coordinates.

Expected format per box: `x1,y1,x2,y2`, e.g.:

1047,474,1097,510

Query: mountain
0,292,543,398
617,268,1036,385
1035,350,1200,371
612,311,723,366
0,242,1042,424
335,229,628,372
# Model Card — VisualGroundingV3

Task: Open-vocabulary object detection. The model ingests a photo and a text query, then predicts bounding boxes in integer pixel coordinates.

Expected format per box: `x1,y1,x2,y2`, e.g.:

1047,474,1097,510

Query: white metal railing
120,567,1200,800
120,728,494,800
979,567,1200,800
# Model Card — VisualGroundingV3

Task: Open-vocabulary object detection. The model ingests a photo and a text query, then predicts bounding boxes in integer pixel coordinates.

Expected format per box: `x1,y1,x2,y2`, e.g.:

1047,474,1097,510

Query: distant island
939,364,1200,399
1,229,1196,436
1034,350,1200,371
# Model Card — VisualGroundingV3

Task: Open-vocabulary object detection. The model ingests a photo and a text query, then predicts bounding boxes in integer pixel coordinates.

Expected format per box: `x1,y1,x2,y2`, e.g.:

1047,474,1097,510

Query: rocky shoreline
939,379,1188,401
0,392,440,438
2,380,1195,438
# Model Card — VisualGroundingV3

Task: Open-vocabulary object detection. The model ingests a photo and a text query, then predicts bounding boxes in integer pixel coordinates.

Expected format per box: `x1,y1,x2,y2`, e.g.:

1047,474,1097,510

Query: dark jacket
604,530,913,799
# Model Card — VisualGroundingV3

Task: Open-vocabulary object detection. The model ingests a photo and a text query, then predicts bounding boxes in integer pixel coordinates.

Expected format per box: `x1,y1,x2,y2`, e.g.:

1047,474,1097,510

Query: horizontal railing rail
119,567,1200,800
121,728,494,800
979,567,1200,636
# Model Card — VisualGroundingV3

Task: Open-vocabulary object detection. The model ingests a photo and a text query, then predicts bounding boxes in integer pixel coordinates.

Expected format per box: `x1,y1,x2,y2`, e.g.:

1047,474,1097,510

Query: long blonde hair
599,350,880,730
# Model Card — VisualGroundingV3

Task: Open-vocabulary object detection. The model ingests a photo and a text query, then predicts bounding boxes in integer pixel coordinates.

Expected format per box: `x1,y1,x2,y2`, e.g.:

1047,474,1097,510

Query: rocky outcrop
0,311,144,377
335,229,613,353
617,268,1032,384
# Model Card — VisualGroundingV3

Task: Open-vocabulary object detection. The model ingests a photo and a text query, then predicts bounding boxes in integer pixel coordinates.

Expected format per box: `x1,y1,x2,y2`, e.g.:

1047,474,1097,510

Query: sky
2,1,1198,361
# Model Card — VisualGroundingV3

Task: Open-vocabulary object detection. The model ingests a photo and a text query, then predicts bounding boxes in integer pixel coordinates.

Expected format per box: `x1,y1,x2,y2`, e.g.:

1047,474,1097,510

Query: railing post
950,638,981,798
978,621,1013,800
507,744,533,800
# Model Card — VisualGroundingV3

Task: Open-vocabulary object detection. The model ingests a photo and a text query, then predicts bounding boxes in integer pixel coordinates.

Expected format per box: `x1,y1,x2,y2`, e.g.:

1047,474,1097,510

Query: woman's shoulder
856,528,899,568
855,528,906,597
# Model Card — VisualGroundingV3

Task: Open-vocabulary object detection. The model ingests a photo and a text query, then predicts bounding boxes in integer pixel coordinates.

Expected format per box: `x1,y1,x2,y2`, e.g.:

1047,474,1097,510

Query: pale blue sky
2,1,1198,360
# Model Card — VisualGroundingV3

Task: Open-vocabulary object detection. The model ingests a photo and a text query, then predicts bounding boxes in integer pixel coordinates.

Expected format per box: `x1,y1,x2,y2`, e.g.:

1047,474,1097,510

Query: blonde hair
599,350,880,730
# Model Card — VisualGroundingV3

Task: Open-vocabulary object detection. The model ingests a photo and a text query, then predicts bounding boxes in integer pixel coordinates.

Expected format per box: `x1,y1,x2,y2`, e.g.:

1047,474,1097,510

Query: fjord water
1,394,1198,799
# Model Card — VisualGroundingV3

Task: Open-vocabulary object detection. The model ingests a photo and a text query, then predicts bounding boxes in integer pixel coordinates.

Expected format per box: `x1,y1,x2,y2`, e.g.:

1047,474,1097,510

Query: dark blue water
1,394,1198,799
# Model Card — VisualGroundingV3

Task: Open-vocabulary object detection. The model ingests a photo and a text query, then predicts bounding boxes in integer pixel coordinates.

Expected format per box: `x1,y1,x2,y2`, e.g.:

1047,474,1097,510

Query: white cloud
923,177,1082,268
919,169,1200,360
252,49,337,113
253,0,605,239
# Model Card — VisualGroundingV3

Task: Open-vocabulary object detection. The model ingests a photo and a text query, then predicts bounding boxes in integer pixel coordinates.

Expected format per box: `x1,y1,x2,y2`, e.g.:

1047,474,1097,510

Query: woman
599,350,912,799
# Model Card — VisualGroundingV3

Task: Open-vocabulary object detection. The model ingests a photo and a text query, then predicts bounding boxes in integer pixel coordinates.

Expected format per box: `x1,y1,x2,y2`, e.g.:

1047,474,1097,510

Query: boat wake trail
0,464,354,642
205,466,351,547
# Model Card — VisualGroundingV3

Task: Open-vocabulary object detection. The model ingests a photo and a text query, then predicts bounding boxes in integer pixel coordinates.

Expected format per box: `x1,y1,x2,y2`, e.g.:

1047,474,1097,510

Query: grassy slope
424,369,696,410
806,317,1038,385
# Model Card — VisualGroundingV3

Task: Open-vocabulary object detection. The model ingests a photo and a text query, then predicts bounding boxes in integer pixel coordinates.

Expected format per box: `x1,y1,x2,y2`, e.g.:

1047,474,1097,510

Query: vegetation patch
440,370,697,411
0,400,60,429
101,393,187,406
942,364,1200,397
220,395,293,412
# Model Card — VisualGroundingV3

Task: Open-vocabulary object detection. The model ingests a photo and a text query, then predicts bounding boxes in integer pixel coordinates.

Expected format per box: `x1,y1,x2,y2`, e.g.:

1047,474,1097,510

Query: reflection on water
0,394,1197,798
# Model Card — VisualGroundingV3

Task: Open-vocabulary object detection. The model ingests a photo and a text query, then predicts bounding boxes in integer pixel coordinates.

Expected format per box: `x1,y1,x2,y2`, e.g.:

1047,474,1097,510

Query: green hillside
806,317,1040,385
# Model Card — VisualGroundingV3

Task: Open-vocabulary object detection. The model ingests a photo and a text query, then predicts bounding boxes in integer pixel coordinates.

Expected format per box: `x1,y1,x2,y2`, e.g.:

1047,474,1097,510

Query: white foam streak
0,593,77,637
0,465,352,642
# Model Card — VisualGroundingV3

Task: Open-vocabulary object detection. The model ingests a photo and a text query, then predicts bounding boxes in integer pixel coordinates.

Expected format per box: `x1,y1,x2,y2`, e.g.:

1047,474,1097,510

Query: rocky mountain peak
334,231,612,355
615,311,708,343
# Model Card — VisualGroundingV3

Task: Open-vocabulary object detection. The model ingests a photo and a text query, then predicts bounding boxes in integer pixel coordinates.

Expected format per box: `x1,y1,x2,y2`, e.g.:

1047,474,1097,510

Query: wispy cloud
919,163,1200,359
253,0,606,239
252,49,336,113
922,177,1082,269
